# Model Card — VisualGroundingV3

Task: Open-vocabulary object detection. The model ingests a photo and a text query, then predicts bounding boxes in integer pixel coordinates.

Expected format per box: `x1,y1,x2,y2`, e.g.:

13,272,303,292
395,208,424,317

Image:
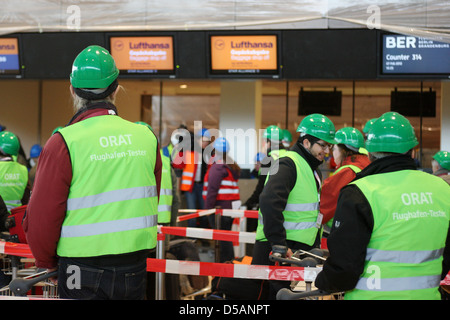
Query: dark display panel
390,89,436,117
298,89,342,116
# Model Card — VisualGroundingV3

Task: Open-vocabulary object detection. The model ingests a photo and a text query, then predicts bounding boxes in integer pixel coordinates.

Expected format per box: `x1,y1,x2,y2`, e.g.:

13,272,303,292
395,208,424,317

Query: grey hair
71,85,122,113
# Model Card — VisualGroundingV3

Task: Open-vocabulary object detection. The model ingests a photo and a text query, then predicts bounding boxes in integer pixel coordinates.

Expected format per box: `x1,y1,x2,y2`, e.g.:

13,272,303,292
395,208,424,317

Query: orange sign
0,38,18,55
110,36,174,71
210,35,278,71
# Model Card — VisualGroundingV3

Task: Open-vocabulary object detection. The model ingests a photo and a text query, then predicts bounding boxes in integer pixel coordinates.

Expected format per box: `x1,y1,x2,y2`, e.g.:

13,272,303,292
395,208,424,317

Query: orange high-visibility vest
202,165,240,201
180,151,197,192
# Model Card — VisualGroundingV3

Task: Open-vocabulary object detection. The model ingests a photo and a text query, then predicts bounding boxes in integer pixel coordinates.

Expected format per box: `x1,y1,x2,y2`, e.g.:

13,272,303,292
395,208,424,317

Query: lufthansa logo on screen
130,42,170,49
231,41,274,49
0,44,16,51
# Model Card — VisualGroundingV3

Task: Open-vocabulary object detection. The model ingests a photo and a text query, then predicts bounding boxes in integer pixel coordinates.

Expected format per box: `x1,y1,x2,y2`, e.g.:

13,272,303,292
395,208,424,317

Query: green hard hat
281,129,292,142
335,127,365,151
0,131,20,156
70,45,119,89
365,112,418,154
433,150,450,170
263,125,282,141
363,118,378,134
296,113,336,144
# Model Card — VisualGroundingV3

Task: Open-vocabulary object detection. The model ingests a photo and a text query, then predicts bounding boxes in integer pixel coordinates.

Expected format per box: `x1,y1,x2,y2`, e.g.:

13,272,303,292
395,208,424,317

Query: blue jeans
57,257,147,300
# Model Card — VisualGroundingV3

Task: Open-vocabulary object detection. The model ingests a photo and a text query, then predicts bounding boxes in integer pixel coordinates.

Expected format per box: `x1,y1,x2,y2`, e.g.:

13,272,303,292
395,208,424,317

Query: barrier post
155,234,165,300
214,207,221,263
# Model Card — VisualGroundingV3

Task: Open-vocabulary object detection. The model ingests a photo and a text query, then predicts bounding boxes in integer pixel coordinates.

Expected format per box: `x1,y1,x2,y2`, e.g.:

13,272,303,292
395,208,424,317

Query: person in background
0,131,30,212
28,144,42,189
244,125,285,211
24,45,162,300
281,129,293,149
203,137,240,262
250,152,265,179
176,128,212,228
315,112,450,300
252,114,336,299
431,150,450,185
320,127,370,229
0,195,12,287
362,118,377,140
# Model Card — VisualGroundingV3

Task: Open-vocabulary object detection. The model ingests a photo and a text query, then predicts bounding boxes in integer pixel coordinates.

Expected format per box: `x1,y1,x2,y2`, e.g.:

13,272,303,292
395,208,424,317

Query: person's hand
46,268,58,285
286,248,293,259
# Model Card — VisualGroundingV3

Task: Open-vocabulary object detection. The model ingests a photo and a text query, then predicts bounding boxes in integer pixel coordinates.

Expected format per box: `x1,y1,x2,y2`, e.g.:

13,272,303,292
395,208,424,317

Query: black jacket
258,140,322,249
315,154,450,293
0,195,8,232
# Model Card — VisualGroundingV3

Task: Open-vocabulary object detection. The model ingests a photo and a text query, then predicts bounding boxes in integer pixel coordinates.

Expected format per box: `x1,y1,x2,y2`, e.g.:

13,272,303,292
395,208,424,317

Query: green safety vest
0,161,28,211
256,151,320,245
269,149,287,161
345,170,450,300
325,164,362,228
57,115,159,257
158,150,173,224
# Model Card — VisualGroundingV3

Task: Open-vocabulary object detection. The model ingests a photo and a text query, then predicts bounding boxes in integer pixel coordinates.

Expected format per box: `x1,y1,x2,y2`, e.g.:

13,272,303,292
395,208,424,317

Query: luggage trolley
0,205,59,299
269,248,343,300
0,270,58,299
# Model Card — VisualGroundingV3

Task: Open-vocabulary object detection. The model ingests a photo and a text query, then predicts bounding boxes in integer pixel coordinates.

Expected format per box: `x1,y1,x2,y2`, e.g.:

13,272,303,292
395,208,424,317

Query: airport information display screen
209,34,279,76
381,34,450,75
0,38,20,75
109,36,175,75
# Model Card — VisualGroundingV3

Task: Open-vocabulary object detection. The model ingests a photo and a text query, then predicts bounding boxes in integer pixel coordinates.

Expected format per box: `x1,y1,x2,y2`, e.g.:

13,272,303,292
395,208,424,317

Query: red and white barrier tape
2,240,449,286
147,258,321,282
218,209,259,219
158,226,256,244
177,209,216,222
0,241,34,258
177,208,258,222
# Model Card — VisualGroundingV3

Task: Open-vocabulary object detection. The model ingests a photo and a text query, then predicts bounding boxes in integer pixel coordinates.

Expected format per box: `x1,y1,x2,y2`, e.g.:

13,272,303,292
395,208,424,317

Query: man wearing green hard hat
24,45,162,300
251,113,336,299
244,125,286,212
0,131,30,212
432,150,450,185
315,111,450,300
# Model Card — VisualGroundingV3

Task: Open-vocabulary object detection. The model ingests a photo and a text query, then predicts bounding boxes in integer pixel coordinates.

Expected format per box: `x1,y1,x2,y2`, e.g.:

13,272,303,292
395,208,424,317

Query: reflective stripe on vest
345,170,450,300
256,151,320,245
158,150,173,224
202,166,240,201
57,116,159,257
61,215,158,238
180,151,196,192
67,186,157,211
0,161,28,212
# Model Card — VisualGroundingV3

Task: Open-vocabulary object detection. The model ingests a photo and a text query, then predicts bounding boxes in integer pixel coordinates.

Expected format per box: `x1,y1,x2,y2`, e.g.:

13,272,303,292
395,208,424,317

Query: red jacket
320,154,370,224
23,107,162,269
